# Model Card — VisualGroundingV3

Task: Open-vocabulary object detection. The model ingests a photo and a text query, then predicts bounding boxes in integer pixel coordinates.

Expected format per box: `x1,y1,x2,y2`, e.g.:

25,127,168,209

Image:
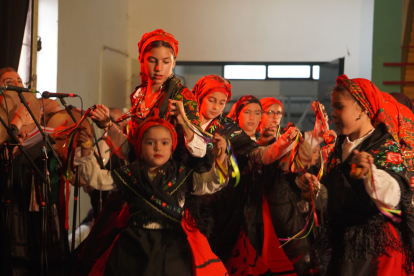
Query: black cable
2,89,10,128
79,97,83,118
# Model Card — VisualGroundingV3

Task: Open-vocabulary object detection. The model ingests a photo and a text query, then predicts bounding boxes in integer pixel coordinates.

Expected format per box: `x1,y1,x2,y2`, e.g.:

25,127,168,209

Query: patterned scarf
336,74,414,152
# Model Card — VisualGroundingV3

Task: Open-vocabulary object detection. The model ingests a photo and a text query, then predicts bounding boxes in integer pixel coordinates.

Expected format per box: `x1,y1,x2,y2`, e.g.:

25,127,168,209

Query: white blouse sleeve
191,161,229,195
104,123,130,161
363,163,401,209
73,148,118,191
185,134,207,158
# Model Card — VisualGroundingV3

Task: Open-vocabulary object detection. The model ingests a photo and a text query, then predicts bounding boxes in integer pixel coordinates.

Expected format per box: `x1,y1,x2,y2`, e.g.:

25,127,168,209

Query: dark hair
143,41,176,59
0,67,17,80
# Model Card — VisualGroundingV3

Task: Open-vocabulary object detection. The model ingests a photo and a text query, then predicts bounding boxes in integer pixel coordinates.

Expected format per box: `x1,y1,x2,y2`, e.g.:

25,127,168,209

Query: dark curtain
0,0,30,70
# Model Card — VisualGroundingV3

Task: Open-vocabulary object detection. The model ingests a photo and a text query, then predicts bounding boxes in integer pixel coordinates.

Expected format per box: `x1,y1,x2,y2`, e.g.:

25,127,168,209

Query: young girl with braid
298,75,414,275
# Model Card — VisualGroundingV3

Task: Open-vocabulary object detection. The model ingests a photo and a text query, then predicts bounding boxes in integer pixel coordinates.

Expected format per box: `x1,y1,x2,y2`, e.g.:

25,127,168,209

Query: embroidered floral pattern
386,152,403,164
174,91,200,127
180,88,196,101
374,139,405,173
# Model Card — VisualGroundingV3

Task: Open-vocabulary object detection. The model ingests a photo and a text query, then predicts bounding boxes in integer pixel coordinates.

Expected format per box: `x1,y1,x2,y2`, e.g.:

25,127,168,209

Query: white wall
58,0,129,110
57,0,129,231
127,0,374,80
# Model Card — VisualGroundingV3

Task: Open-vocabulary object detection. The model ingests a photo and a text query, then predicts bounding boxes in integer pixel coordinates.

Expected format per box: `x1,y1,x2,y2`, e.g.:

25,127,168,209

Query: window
224,65,266,80
268,65,311,78
312,65,320,80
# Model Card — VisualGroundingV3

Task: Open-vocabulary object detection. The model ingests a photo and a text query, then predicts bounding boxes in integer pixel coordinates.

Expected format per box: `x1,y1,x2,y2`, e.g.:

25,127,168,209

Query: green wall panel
372,0,403,93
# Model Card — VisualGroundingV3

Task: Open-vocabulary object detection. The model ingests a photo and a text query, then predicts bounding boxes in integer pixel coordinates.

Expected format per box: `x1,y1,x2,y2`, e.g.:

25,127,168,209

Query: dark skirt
326,222,405,276
98,226,193,276
246,177,314,275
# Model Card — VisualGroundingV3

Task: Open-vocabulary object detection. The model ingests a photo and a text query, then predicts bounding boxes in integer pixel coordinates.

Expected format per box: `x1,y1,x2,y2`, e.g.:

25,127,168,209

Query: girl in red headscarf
246,97,332,275
192,77,302,276
74,111,229,276
298,75,414,276
90,29,206,163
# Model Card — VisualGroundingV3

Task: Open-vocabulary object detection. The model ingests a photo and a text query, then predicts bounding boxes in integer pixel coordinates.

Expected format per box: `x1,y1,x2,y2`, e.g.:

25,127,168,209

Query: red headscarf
192,75,232,107
137,29,179,83
336,74,414,151
258,97,283,132
260,97,283,111
227,95,262,123
134,108,178,158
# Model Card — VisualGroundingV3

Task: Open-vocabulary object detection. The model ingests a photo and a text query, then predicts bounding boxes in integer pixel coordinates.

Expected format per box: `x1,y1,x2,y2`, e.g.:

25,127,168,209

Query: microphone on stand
0,84,37,93
41,91,79,99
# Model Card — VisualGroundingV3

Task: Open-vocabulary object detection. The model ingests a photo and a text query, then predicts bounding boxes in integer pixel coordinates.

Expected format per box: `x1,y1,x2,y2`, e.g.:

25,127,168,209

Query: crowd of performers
1,29,414,276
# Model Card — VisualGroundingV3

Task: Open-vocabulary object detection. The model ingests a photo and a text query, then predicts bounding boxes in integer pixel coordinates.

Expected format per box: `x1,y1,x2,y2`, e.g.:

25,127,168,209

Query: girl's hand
212,133,227,165
350,150,373,179
323,129,337,144
91,104,111,129
76,129,94,156
285,125,300,141
168,99,195,142
168,100,185,126
298,173,318,192
298,173,319,201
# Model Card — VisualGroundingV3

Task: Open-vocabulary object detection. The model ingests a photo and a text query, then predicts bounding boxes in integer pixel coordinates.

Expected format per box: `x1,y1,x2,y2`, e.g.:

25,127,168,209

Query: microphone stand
16,92,62,275
0,108,51,273
17,93,62,166
59,100,105,251
66,103,106,213
0,107,48,185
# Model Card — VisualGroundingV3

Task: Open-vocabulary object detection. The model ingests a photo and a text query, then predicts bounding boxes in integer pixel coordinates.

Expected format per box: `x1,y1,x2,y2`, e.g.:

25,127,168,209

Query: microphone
42,91,78,99
0,84,37,93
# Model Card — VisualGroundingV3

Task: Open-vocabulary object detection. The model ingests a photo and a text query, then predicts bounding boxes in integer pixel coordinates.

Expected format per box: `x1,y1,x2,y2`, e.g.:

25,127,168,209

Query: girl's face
142,46,176,85
331,91,364,136
141,126,172,169
260,103,283,137
200,91,228,123
0,71,23,87
238,103,262,136
310,144,320,166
